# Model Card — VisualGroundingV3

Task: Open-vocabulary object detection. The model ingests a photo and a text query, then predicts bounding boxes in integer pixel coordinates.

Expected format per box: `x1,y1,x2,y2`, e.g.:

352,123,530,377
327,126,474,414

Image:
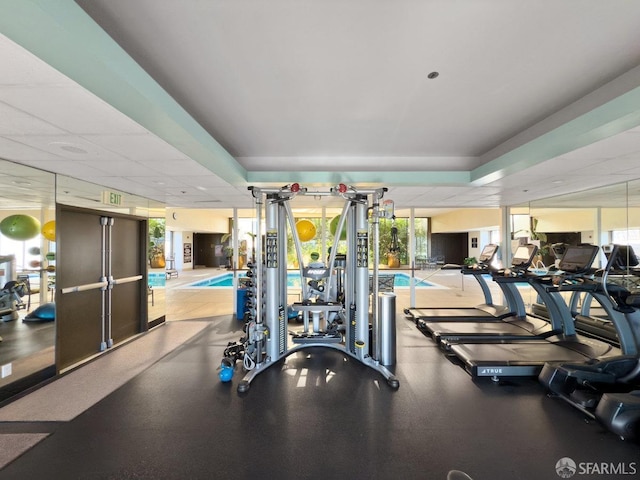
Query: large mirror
0,160,56,400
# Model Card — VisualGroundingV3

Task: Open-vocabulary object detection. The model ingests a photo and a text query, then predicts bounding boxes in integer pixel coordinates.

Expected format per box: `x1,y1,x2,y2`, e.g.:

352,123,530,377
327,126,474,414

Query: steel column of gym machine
371,196,380,361
237,188,273,393
239,185,307,392
354,196,370,361
356,191,399,389
254,189,263,347
264,194,280,363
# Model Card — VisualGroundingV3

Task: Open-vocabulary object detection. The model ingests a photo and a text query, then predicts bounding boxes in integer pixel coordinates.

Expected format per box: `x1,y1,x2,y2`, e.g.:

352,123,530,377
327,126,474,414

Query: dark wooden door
56,205,146,371
430,232,469,265
194,233,222,267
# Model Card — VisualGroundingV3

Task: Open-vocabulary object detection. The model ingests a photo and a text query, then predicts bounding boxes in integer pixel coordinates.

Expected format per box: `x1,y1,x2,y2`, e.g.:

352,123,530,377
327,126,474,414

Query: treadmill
447,244,621,380
537,245,640,440
427,244,600,346
531,243,616,344
406,244,526,323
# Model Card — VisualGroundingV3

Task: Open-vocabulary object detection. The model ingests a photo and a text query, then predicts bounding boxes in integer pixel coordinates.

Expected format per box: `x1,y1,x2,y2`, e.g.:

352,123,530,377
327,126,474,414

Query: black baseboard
148,315,166,330
0,365,56,405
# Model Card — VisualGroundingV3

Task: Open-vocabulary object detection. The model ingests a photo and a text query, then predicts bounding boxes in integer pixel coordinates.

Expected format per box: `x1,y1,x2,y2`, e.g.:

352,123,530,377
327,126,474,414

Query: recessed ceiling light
196,186,207,191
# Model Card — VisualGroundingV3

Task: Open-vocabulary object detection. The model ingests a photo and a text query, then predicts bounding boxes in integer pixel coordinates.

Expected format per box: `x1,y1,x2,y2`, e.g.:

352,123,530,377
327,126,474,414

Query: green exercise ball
329,216,347,241
0,215,41,241
45,252,56,261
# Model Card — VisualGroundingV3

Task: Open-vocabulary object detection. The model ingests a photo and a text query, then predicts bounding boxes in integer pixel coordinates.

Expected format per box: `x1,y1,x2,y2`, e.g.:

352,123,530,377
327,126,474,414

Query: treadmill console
604,244,639,271
557,244,599,274
551,243,567,259
477,244,498,264
511,244,538,270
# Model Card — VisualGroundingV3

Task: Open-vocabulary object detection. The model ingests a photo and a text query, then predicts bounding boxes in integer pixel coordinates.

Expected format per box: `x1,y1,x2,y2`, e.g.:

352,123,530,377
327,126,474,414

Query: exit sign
102,191,123,206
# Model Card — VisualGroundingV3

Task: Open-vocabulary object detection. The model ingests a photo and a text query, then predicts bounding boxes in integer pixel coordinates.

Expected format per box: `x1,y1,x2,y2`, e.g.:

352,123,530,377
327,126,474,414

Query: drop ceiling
1,1,640,211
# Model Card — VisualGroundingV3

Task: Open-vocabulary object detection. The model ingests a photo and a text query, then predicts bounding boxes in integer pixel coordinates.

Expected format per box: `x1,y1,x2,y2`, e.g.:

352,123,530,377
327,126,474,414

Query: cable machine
226,183,399,393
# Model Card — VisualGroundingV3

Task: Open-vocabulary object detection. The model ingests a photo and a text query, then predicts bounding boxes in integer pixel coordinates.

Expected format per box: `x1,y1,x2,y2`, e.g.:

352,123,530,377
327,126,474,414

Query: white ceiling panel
79,133,190,162
0,136,66,162
0,102,66,135
3,134,131,161
0,85,147,136
16,158,107,177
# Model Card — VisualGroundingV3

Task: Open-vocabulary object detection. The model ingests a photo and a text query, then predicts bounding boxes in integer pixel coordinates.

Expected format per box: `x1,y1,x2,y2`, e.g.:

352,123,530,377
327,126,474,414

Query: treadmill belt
409,308,495,319
449,341,618,378
427,316,550,339
451,342,589,362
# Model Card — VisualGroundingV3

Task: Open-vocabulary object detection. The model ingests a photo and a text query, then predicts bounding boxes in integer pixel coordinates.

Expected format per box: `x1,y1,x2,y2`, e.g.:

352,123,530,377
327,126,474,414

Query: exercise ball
295,219,316,242
28,246,41,256
0,215,41,241
23,302,55,322
329,216,347,241
41,220,56,242
29,260,41,268
45,252,55,261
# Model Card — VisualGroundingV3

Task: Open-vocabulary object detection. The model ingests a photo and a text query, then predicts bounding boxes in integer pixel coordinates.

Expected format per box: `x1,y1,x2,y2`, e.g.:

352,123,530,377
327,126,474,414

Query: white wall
173,232,194,271
166,209,229,233
430,209,500,233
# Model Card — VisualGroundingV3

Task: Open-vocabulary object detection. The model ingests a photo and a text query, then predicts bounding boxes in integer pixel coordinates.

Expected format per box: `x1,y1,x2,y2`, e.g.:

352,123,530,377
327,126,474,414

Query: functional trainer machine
227,183,399,393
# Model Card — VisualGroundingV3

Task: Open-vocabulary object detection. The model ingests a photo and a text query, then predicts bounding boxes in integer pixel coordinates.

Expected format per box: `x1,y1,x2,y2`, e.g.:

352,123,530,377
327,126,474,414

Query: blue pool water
148,272,166,287
186,271,432,288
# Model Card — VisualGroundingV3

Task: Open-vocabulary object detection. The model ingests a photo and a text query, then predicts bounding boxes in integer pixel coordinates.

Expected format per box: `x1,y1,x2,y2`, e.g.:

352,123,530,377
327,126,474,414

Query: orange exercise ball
295,219,316,242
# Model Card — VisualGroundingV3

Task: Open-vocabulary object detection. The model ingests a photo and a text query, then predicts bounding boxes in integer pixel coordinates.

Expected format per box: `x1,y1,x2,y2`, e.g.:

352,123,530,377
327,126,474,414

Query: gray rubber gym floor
0,314,638,479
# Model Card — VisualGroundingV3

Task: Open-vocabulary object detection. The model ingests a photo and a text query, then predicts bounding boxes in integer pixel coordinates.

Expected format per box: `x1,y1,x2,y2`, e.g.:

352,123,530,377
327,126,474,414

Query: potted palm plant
149,221,165,268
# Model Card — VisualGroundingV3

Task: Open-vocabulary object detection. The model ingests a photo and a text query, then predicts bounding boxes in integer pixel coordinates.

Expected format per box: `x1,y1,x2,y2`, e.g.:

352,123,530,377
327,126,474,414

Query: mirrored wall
0,159,165,401
0,160,55,398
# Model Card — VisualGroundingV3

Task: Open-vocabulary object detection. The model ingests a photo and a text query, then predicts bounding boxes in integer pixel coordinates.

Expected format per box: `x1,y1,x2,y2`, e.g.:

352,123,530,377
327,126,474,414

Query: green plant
148,219,165,260
464,257,478,266
530,217,550,257
148,218,166,267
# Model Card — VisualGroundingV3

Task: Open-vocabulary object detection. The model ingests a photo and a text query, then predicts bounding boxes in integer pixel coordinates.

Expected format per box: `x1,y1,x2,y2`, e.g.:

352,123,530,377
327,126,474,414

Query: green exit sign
102,191,123,206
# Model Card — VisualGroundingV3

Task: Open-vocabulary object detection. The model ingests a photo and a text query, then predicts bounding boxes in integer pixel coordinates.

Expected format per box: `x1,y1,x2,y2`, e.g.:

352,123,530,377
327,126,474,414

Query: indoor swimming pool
183,271,435,288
